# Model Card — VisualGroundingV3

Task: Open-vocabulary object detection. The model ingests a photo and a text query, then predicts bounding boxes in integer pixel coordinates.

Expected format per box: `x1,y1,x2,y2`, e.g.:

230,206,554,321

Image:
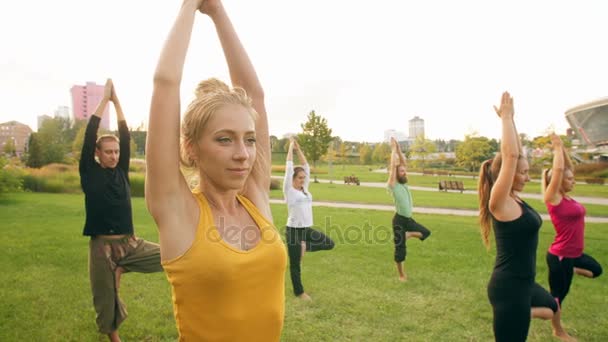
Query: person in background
283,137,335,300
80,79,162,342
542,133,602,341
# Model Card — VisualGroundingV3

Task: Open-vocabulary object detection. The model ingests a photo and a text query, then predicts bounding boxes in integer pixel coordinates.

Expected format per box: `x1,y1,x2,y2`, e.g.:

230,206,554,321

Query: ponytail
478,159,493,250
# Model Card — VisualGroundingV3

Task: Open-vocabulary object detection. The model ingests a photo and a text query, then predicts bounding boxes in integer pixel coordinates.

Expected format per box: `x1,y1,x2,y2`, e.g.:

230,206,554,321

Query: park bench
438,180,464,193
422,170,435,176
344,175,360,186
585,177,605,185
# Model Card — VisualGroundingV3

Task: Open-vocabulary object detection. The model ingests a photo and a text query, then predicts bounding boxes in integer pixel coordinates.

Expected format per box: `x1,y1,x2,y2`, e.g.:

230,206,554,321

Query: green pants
89,235,162,334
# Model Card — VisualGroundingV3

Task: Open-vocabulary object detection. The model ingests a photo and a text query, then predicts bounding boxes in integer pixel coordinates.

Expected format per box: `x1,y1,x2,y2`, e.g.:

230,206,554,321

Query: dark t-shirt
79,116,133,236
491,200,542,279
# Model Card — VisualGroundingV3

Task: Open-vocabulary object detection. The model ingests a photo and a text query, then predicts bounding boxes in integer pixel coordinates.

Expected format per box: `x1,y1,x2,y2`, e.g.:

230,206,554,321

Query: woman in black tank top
478,92,564,342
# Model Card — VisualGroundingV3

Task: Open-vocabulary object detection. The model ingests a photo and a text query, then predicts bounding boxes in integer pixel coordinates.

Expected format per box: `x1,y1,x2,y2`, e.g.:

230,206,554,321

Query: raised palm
493,91,514,118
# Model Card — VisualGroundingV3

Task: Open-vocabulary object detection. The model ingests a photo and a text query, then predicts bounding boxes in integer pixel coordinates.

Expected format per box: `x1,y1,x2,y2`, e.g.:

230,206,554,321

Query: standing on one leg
387,137,431,282
79,79,162,342
478,92,558,342
542,133,603,340
283,137,335,300
146,1,286,340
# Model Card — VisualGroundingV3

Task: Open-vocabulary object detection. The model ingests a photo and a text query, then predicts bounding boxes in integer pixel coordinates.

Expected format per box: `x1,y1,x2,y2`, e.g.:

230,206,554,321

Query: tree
532,135,552,149
488,138,499,154
331,136,342,151
131,131,147,155
37,117,72,165
339,142,347,169
3,138,16,156
72,125,87,161
519,133,532,149
359,143,372,165
271,137,288,153
297,110,333,167
269,135,278,152
410,135,436,170
455,135,494,172
434,139,448,152
372,142,391,165
130,139,138,158
448,139,462,153
26,133,43,168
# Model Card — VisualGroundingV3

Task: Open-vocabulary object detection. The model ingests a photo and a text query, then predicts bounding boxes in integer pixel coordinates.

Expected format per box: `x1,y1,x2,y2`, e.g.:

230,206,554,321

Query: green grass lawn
270,182,608,218
1,193,606,341
273,163,608,198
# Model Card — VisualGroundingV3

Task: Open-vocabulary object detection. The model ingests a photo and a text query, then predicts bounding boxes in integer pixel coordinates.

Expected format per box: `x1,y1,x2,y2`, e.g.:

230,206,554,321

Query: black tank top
492,200,542,279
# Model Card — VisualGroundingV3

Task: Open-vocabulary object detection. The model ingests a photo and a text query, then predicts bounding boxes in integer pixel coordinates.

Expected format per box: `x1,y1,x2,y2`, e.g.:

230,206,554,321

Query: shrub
271,165,285,173
0,157,23,194
129,159,146,173
575,162,608,178
130,173,145,197
21,164,81,194
270,178,281,190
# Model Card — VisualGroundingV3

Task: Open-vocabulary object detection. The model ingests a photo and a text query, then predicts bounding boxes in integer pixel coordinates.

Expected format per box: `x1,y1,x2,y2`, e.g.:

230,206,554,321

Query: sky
1,0,607,142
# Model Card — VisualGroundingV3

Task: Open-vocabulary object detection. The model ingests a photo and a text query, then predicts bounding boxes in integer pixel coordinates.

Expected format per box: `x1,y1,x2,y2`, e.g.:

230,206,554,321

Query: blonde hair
96,134,119,149
180,78,258,169
541,167,573,195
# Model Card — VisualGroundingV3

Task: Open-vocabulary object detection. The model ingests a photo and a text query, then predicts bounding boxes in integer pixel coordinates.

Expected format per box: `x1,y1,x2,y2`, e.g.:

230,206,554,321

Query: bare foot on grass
298,293,312,301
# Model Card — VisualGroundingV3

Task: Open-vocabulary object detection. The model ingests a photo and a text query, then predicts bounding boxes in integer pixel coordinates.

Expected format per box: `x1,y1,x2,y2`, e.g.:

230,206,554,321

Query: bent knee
593,265,603,278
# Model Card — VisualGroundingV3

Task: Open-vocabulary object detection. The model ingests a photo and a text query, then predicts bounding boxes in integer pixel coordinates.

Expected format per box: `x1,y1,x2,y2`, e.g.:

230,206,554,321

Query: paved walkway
269,199,608,223
272,176,608,206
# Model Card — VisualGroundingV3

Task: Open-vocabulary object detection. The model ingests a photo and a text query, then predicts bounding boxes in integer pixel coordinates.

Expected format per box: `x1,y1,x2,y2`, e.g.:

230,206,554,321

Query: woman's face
196,104,256,191
511,158,530,192
561,169,575,193
293,170,306,189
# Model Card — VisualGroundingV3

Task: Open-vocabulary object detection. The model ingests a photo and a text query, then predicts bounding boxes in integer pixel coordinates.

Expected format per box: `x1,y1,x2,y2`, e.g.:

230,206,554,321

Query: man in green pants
79,79,162,342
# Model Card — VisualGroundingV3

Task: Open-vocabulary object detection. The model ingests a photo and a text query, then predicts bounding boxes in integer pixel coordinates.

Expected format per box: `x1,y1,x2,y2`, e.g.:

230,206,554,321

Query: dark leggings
488,275,558,342
392,213,431,263
546,252,603,305
286,226,335,296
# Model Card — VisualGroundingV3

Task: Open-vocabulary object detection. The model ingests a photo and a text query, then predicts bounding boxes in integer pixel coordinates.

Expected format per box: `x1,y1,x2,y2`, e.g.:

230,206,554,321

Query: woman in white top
283,137,334,300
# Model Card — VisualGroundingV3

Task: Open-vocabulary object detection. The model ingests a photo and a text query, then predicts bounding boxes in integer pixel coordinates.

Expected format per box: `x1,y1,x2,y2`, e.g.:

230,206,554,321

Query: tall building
54,105,71,119
408,116,425,139
0,121,33,157
71,82,110,130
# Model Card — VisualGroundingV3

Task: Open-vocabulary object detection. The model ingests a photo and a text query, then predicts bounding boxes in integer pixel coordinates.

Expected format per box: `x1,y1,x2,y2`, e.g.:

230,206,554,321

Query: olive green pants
89,235,162,333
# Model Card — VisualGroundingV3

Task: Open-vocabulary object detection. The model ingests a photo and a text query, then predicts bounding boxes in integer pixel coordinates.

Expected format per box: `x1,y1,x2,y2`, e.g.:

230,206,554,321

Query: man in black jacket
80,79,161,342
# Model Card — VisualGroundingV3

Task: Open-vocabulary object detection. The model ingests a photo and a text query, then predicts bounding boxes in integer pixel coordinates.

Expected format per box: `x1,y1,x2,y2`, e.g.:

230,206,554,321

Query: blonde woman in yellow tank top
146,1,287,340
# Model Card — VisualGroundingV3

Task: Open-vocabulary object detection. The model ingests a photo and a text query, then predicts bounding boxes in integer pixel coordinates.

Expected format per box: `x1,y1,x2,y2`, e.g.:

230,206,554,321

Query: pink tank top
547,197,586,258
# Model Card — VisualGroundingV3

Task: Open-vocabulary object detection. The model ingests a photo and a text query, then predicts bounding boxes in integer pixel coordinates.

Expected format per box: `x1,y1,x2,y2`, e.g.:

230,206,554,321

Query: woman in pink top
542,134,603,339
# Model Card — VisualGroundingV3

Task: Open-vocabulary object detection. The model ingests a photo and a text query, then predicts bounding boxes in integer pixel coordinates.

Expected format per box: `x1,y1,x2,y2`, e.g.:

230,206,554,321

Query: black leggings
546,252,603,305
488,274,558,342
392,213,431,263
286,226,335,296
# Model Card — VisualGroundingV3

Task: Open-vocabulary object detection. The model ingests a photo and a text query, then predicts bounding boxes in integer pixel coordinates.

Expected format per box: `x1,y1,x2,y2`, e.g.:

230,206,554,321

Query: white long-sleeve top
283,161,313,228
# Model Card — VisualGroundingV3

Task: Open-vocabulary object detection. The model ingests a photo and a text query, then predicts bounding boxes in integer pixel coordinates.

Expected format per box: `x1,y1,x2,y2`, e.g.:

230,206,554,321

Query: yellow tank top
162,191,287,341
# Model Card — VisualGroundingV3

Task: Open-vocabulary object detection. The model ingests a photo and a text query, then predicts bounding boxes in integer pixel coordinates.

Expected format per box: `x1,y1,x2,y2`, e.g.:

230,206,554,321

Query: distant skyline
1,0,607,142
